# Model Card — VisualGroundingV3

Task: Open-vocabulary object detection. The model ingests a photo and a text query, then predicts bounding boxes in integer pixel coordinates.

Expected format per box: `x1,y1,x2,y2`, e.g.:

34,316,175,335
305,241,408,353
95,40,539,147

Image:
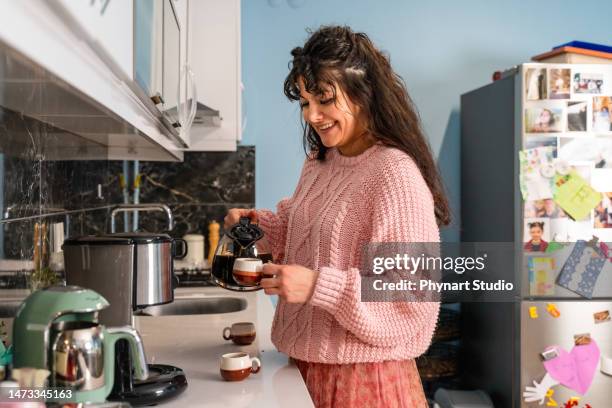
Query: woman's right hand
224,208,258,229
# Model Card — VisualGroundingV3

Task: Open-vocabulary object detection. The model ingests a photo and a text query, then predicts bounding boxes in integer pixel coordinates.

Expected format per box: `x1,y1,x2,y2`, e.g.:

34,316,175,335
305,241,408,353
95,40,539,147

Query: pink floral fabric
293,358,428,408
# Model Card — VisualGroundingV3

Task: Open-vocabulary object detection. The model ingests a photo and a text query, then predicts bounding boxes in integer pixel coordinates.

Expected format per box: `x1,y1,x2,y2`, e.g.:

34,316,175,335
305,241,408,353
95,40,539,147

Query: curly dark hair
283,25,451,226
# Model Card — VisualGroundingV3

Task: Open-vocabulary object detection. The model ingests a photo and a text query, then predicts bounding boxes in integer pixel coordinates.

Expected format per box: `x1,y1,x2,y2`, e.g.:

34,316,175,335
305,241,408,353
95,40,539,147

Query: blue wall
241,0,612,241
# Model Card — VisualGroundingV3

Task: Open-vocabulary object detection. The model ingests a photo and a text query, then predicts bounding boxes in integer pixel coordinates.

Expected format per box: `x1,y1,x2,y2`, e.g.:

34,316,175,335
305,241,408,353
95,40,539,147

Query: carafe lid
227,217,263,248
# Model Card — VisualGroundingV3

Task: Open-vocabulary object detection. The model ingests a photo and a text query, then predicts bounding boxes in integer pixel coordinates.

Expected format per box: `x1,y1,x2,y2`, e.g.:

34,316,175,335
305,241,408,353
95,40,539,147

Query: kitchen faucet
110,203,174,233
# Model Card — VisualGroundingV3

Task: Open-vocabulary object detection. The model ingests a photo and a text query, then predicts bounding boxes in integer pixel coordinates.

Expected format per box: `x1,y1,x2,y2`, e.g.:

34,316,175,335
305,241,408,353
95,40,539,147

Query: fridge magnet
545,389,558,407
556,240,607,299
553,171,601,221
525,107,564,133
524,219,551,252
559,136,612,169
593,96,612,132
526,67,548,100
593,310,611,324
567,101,588,132
564,397,581,408
528,257,556,295
594,192,612,229
520,147,556,200
573,333,592,346
525,199,567,218
573,72,603,94
549,68,571,99
529,306,539,319
546,303,561,318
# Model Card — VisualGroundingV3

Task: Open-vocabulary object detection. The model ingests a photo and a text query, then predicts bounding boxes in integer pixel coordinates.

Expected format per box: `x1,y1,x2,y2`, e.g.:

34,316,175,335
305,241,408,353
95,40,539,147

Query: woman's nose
306,105,323,123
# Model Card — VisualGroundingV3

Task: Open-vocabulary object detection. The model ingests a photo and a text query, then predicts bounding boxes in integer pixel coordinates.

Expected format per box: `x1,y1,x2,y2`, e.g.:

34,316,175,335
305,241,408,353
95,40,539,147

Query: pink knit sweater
257,143,440,364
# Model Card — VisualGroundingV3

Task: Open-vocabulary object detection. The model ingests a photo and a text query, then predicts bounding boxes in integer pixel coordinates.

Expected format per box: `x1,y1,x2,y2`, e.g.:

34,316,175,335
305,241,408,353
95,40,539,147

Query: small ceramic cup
232,258,263,287
219,352,261,381
223,322,256,345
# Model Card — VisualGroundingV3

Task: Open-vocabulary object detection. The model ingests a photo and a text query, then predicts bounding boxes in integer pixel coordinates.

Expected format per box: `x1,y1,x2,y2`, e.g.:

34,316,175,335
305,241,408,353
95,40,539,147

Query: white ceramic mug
182,234,205,267
232,258,263,287
219,352,261,381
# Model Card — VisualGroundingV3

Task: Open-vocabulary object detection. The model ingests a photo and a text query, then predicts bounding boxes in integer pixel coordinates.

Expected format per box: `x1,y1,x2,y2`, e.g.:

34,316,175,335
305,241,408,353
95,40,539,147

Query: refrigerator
460,62,612,407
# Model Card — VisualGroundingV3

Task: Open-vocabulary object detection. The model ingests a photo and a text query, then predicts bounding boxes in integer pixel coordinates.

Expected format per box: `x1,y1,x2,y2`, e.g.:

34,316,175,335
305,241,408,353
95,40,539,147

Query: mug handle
173,238,188,260
251,357,261,374
222,327,232,340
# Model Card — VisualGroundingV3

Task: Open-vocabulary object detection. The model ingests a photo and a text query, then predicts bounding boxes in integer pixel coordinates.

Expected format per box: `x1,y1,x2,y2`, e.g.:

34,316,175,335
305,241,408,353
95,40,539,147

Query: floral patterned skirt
293,358,428,408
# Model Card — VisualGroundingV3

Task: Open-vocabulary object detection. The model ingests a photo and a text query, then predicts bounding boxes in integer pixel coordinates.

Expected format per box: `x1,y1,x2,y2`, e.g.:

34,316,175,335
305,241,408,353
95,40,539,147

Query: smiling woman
225,25,449,408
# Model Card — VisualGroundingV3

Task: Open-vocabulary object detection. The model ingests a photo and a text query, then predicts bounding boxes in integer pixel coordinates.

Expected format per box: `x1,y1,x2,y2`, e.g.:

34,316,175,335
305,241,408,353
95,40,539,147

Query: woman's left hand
260,263,319,303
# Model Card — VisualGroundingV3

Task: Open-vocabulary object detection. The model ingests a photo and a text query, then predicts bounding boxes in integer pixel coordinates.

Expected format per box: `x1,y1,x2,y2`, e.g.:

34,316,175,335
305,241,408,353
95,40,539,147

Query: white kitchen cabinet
187,0,241,151
56,0,134,79
0,0,184,161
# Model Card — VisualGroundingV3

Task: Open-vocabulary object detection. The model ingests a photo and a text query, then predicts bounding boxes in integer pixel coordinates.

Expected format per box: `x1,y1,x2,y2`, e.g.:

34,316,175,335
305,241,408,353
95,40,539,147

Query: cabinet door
188,0,241,151
57,0,134,78
134,0,163,99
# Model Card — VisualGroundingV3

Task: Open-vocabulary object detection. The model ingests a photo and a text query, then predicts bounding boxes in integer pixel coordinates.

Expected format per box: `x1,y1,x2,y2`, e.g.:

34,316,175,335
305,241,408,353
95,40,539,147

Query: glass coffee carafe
211,217,272,291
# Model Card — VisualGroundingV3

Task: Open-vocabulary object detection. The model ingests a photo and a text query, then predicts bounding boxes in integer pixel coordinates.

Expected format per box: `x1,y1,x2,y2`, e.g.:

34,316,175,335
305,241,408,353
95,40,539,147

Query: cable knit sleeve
256,199,293,262
309,154,440,352
256,158,314,261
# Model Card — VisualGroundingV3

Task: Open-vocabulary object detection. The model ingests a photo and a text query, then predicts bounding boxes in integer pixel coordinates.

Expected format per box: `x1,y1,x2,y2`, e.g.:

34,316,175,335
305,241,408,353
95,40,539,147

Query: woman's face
298,77,368,154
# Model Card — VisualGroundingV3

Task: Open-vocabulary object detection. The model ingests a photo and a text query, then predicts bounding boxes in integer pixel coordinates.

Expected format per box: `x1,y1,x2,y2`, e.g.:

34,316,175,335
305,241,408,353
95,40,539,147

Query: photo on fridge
558,136,612,168
566,101,587,132
524,199,566,218
594,192,612,228
523,218,551,252
523,136,558,150
592,96,612,132
548,68,571,99
572,72,604,94
525,67,547,100
524,107,564,133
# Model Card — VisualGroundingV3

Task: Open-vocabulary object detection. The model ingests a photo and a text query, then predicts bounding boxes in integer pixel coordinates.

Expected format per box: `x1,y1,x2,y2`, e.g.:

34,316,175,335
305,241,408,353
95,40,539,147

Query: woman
225,25,449,407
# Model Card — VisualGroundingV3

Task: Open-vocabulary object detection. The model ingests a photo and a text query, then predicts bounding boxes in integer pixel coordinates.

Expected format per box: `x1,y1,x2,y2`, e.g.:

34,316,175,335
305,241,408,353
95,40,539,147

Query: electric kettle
12,286,149,404
210,217,272,291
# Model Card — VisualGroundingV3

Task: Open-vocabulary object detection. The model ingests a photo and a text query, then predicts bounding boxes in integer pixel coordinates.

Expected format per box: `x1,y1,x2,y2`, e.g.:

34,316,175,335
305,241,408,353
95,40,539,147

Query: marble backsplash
0,107,254,287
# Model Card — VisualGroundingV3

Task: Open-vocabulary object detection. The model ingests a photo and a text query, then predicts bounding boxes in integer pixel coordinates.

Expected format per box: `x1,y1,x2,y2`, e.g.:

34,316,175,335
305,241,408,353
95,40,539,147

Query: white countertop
133,287,313,408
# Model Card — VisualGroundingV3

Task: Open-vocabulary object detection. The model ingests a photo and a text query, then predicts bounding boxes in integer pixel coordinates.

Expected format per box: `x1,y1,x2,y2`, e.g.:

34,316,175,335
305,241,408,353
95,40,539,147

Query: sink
136,297,247,316
0,301,21,318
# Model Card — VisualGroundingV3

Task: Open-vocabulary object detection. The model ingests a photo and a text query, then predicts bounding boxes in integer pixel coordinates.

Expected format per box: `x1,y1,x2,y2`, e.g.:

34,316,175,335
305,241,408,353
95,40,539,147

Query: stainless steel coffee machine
63,233,186,326
62,204,188,405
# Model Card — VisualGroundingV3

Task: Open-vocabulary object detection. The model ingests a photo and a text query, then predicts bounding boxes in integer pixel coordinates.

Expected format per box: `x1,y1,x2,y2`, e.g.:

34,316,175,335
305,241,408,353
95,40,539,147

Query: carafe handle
102,326,149,397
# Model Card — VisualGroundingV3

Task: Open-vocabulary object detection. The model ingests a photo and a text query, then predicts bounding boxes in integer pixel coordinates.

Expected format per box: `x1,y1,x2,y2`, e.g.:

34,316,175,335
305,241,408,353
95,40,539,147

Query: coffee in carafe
211,217,270,291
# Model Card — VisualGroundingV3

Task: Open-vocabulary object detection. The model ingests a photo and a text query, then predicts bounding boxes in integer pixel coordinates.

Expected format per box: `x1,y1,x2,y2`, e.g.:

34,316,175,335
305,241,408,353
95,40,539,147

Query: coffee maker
63,233,188,405
12,286,148,404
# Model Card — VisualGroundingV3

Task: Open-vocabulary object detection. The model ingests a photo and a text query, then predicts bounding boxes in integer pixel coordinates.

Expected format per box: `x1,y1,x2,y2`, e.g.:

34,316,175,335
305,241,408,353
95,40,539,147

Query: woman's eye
320,98,333,105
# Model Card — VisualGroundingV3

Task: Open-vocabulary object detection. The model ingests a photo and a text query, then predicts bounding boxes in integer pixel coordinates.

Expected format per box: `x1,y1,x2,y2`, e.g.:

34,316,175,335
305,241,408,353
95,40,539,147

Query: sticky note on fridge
556,240,606,299
553,171,601,221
